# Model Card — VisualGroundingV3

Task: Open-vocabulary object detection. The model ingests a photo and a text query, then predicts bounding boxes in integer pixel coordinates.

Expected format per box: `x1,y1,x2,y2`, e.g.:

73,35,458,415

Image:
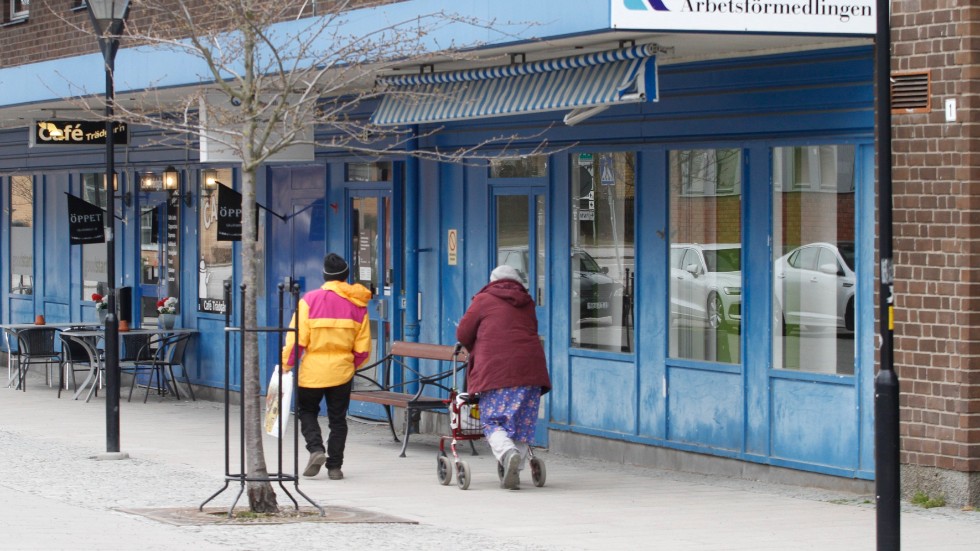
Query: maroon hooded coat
455,279,551,395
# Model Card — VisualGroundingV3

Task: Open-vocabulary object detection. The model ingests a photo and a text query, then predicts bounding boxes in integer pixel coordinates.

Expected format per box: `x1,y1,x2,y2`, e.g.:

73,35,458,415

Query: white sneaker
501,449,521,490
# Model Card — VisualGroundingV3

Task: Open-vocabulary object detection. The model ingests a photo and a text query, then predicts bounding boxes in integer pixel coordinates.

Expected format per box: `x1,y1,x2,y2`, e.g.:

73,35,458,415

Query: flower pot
98,309,108,324
158,313,176,330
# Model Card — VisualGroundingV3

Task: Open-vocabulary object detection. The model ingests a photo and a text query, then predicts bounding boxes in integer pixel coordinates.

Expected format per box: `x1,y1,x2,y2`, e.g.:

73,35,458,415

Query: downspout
404,126,421,345
403,127,422,403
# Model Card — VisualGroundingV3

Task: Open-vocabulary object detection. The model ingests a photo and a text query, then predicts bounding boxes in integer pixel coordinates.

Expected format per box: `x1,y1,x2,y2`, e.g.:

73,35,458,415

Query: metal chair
58,333,97,399
127,333,195,403
14,327,61,391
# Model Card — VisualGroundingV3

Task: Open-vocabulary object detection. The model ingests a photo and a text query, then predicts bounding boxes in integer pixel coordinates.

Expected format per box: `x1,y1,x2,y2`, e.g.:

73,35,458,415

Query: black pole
101,31,122,455
874,0,900,549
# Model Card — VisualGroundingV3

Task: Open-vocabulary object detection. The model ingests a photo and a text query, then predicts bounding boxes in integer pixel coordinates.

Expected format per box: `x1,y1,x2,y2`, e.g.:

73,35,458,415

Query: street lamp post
86,0,131,457
874,0,899,548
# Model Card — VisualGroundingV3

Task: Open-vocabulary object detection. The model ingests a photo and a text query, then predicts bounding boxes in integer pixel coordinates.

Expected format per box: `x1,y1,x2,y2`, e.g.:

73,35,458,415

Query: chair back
18,328,58,356
59,334,92,364
162,333,192,365
121,334,154,362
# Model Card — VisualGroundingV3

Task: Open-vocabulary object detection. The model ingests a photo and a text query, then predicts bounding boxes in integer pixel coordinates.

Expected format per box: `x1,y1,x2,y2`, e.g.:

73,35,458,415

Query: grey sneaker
327,467,344,480
303,451,326,477
501,449,520,490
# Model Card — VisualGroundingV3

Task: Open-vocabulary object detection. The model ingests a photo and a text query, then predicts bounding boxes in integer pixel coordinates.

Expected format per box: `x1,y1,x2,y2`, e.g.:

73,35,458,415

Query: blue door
267,165,327,375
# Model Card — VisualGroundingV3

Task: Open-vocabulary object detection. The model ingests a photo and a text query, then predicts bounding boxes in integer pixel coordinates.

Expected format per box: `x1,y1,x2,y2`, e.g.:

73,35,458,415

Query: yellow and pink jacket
281,280,372,388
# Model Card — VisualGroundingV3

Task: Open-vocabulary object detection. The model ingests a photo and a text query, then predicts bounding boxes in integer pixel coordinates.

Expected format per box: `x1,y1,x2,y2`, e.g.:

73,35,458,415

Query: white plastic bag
264,364,294,438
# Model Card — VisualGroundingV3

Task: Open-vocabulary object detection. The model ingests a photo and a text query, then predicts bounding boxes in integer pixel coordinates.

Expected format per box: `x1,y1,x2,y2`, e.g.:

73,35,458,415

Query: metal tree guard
200,282,323,517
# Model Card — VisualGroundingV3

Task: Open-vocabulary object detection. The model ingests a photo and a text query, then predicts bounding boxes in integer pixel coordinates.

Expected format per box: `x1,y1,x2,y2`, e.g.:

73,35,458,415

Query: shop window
9,175,33,295
198,168,233,314
490,156,547,178
772,144,857,375
569,152,634,353
346,161,390,182
668,149,743,364
81,173,109,301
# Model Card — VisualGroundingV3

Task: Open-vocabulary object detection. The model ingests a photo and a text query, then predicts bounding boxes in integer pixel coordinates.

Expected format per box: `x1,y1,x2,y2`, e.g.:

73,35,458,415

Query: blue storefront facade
0,1,878,487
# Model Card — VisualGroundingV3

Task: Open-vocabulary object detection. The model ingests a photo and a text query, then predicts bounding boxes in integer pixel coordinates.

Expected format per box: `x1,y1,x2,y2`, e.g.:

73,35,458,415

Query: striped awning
370,45,658,126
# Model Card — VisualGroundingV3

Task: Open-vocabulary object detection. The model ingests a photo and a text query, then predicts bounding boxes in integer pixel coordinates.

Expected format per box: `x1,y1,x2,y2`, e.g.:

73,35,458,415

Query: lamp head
163,166,179,191
86,0,131,27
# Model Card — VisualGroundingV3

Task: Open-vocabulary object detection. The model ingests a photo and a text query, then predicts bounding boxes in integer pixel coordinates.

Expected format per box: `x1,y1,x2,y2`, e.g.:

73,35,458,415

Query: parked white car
670,244,742,329
774,241,855,333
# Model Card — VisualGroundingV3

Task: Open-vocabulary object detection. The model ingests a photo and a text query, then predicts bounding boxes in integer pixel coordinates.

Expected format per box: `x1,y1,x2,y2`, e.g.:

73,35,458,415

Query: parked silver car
497,246,624,322
670,244,742,329
774,241,855,333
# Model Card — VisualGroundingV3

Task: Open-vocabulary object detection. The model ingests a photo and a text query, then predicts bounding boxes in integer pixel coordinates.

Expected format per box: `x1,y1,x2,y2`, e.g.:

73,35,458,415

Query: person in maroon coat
456,265,551,490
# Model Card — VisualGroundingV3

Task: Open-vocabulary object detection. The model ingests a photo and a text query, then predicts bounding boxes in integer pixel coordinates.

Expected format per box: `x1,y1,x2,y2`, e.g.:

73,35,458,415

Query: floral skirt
479,386,540,443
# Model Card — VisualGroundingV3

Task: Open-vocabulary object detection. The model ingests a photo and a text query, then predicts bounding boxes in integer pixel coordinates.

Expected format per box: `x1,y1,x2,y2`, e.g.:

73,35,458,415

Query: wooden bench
351,341,468,457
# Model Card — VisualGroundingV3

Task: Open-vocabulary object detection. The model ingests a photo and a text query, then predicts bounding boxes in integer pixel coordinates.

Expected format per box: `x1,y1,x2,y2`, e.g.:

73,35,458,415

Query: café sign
30,120,129,147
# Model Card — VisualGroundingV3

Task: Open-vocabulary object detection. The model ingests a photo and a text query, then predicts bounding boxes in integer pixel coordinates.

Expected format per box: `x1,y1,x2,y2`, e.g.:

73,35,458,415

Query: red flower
156,299,166,308
92,293,103,302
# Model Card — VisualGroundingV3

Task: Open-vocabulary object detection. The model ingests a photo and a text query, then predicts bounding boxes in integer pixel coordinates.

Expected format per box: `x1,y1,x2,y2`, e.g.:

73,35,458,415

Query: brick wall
890,0,980,501
0,0,402,69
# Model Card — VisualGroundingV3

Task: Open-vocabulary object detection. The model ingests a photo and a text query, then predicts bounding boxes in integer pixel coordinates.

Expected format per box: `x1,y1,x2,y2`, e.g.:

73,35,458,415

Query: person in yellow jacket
282,253,372,479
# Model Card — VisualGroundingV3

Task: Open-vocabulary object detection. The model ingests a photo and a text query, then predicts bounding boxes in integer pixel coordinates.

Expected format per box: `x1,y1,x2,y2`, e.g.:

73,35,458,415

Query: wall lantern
140,171,161,191
163,166,179,191
202,169,219,198
162,166,192,207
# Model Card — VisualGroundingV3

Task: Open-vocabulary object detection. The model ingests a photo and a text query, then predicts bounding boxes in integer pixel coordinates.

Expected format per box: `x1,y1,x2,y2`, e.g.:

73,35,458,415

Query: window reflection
9,175,33,295
346,161,391,182
569,152,634,353
668,149,742,364
81,173,108,300
198,168,233,314
773,145,856,374
490,156,548,179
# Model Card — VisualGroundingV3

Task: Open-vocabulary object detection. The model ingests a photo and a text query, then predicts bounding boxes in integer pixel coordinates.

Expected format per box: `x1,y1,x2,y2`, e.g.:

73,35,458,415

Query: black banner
67,194,105,245
216,184,243,241
32,120,128,146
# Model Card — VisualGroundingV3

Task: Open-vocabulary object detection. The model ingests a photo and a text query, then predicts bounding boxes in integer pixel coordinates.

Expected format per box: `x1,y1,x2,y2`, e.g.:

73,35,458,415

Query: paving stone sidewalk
2,372,980,550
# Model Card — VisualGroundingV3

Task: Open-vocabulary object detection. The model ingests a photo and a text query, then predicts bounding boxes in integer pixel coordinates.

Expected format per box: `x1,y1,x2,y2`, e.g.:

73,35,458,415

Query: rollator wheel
457,461,471,490
496,461,505,482
529,457,546,487
437,455,453,485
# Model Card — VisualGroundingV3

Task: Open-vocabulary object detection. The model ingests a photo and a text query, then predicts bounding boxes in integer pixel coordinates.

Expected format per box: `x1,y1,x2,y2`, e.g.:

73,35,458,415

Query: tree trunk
242,162,278,513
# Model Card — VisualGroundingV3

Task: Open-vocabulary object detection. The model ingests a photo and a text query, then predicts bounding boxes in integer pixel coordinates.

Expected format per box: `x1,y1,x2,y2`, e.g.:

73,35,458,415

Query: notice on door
448,229,458,266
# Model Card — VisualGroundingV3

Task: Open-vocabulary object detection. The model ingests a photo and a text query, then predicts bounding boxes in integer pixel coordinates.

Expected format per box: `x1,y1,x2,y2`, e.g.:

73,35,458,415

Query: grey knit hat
490,265,523,285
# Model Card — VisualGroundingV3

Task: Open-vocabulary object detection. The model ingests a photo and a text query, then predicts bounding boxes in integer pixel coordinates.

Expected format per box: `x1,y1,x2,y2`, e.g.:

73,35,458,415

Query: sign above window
612,0,875,35
29,120,129,147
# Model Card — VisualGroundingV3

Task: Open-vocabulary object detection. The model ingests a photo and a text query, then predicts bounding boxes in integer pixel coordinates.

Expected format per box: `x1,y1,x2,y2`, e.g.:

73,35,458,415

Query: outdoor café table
60,327,196,402
2,322,101,390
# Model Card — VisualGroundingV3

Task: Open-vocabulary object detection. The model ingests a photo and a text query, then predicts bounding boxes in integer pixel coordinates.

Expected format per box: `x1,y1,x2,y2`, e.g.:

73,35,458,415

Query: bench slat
388,341,467,362
352,390,446,408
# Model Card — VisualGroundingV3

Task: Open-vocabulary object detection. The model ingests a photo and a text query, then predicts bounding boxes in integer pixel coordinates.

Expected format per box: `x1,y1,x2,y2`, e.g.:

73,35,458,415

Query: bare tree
64,0,545,512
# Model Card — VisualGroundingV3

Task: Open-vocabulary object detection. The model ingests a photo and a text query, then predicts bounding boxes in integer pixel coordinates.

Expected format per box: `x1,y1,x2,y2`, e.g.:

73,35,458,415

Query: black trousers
296,381,352,469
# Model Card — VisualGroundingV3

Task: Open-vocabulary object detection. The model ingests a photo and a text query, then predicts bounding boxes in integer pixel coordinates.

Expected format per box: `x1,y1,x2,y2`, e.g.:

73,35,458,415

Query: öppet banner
67,194,105,245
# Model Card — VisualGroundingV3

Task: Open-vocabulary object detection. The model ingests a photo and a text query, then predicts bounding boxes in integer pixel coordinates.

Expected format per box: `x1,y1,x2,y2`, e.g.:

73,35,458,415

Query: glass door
138,194,179,327
350,193,392,364
492,187,548,445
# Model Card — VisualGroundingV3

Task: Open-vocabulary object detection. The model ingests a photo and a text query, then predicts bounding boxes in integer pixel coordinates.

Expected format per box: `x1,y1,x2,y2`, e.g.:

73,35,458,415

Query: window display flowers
92,293,108,311
157,296,178,315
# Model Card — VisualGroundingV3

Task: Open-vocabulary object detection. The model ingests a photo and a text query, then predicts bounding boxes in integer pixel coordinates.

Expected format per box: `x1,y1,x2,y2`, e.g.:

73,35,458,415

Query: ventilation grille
891,71,931,113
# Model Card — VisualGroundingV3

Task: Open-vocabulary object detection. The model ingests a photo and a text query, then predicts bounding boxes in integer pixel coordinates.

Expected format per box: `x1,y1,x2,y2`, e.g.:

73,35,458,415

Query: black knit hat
322,253,349,282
